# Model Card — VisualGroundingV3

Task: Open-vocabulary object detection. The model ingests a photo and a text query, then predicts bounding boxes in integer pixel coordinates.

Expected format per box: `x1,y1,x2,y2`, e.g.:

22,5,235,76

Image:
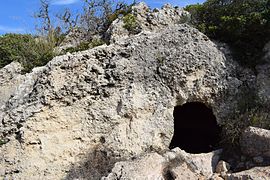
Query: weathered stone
0,3,240,179
103,148,220,180
216,160,230,174
0,62,24,109
0,23,239,179
106,2,190,43
102,153,166,180
226,166,270,180
240,126,270,157
168,148,222,177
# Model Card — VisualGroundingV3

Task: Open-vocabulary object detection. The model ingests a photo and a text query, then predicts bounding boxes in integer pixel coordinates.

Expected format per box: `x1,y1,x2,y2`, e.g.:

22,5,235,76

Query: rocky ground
1,3,270,180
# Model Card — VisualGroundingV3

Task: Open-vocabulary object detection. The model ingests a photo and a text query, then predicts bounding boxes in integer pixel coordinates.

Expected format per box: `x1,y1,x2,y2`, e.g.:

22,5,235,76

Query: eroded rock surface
103,148,220,180
106,2,190,43
0,3,242,180
226,167,270,180
0,23,238,179
0,62,24,108
241,126,270,157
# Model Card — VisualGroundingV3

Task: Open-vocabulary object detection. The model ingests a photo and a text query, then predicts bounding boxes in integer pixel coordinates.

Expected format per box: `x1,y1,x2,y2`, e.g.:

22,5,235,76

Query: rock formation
0,2,269,180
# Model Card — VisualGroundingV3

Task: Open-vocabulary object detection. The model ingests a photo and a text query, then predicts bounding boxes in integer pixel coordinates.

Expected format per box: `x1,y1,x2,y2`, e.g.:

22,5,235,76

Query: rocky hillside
1,2,270,180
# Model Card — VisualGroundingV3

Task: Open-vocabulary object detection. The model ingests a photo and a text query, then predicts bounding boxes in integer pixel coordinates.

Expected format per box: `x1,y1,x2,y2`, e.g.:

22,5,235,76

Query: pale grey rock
167,148,222,177
102,153,166,180
209,174,224,180
103,148,220,180
0,23,238,179
0,62,24,109
106,2,190,43
256,41,270,106
226,166,270,180
240,126,270,157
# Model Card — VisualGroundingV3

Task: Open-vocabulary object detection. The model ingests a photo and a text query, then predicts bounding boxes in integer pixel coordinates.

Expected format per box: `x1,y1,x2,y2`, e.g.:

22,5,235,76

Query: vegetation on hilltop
0,0,136,72
185,0,270,149
185,0,270,68
0,33,57,72
1,0,270,72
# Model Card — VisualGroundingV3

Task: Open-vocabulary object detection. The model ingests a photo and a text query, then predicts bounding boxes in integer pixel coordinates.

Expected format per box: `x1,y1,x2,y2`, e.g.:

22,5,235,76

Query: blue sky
0,0,205,34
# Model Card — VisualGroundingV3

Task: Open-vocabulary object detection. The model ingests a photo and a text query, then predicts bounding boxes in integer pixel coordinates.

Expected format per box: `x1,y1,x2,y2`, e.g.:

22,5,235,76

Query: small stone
215,160,230,174
209,173,223,180
240,126,270,157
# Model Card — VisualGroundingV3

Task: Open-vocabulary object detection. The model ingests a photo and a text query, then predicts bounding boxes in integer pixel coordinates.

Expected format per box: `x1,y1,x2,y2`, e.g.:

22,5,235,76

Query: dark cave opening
169,102,221,153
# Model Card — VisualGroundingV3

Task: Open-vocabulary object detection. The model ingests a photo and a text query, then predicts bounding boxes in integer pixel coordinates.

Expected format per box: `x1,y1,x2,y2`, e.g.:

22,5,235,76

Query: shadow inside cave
169,102,222,154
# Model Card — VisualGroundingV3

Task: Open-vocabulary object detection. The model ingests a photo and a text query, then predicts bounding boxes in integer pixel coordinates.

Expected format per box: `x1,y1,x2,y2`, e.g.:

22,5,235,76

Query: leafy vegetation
184,0,270,150
185,0,270,68
0,0,136,72
0,139,7,146
0,33,57,72
123,14,140,33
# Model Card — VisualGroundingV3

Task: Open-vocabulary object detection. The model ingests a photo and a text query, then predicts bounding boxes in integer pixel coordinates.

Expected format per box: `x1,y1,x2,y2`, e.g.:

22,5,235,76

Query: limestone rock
226,166,270,180
0,62,24,108
103,148,221,180
215,160,230,174
102,153,166,180
167,148,222,177
240,126,270,157
0,23,238,179
106,2,190,43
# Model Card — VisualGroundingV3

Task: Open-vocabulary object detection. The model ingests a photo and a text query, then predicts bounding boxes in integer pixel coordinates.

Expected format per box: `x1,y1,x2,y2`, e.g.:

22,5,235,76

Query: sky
0,0,205,35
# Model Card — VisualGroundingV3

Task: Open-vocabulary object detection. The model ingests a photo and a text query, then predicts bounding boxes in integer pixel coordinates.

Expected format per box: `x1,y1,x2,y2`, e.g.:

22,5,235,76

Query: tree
35,0,52,34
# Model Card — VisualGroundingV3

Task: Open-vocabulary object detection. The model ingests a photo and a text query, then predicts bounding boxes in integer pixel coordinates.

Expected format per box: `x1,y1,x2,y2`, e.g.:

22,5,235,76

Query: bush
185,0,270,68
123,14,140,33
0,33,57,72
0,139,7,146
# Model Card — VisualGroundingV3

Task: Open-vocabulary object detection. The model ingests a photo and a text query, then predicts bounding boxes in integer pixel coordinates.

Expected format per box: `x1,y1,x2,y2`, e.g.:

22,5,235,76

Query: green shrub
90,39,105,48
0,139,7,146
123,14,140,33
106,2,135,27
185,0,270,69
0,33,57,72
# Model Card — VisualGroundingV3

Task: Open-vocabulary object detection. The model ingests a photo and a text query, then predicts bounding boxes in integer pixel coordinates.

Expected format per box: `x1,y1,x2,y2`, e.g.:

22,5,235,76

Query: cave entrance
169,102,221,153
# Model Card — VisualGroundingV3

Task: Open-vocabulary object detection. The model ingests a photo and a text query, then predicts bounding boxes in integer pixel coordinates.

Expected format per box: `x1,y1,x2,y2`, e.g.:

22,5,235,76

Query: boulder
0,2,240,178
226,166,270,180
240,126,270,157
0,23,238,179
103,148,221,179
106,2,190,43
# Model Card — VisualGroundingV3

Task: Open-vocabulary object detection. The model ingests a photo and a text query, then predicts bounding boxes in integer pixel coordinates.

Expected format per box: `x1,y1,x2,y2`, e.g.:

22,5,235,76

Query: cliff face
1,3,268,180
